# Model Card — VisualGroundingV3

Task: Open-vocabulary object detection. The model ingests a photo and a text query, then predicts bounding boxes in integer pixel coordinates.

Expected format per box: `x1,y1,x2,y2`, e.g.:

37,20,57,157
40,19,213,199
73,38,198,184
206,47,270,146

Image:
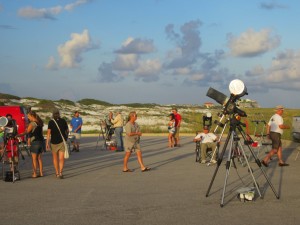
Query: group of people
7,109,83,179
1,103,291,180
193,104,291,167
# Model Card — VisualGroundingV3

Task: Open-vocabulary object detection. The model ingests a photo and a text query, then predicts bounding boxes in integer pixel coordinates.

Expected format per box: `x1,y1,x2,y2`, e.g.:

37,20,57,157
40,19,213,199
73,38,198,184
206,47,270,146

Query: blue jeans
114,127,124,151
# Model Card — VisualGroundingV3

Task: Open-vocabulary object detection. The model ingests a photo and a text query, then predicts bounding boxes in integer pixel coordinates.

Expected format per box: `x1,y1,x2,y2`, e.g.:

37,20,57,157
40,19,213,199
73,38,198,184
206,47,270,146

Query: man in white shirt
194,126,218,164
261,105,290,167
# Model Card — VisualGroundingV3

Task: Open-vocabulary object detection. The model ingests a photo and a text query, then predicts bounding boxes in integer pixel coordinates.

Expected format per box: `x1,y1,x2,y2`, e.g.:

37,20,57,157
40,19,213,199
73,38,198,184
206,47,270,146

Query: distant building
204,102,214,108
238,99,260,108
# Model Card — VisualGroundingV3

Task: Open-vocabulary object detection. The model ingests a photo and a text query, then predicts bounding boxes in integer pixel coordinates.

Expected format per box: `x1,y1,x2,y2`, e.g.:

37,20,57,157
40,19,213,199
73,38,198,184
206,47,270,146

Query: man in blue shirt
70,111,83,152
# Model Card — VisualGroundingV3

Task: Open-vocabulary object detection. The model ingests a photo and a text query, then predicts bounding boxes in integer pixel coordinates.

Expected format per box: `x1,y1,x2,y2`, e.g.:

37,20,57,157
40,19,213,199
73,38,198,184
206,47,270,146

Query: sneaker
201,160,206,164
211,159,217,164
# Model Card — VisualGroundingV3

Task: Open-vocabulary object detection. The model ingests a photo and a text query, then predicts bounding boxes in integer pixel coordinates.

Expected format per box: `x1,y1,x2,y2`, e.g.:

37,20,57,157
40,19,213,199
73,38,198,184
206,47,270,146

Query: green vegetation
0,93,21,100
56,99,76,106
77,98,112,106
34,100,56,112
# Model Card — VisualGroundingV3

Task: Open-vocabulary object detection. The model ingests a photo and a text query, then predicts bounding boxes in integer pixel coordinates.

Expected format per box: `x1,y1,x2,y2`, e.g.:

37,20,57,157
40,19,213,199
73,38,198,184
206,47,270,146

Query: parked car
0,106,29,142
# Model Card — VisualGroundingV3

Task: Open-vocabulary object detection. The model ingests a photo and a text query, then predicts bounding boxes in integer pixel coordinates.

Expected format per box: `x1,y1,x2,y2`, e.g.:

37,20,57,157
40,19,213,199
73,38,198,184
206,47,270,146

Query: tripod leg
237,126,280,199
220,132,235,207
206,131,232,197
237,139,262,198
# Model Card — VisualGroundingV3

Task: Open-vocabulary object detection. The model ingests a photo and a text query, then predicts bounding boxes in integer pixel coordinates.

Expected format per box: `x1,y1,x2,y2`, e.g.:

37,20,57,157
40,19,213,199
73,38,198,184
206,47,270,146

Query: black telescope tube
206,87,228,105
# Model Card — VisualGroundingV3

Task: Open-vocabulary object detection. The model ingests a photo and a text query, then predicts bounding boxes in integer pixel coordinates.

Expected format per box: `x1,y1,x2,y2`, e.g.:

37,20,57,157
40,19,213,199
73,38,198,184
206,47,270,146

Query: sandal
123,169,133,172
32,174,38,178
59,172,64,179
141,167,151,172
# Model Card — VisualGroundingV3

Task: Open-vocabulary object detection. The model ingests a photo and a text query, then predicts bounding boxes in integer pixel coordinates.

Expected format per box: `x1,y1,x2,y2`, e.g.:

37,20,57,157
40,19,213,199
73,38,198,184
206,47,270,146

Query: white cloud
266,49,300,83
135,59,162,76
18,0,91,20
115,37,155,54
113,54,139,71
227,28,280,57
18,6,62,20
65,0,90,11
57,29,98,68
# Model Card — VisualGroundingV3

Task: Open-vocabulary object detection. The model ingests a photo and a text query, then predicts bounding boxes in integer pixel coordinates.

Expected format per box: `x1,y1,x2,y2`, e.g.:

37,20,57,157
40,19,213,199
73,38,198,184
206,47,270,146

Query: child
168,114,176,148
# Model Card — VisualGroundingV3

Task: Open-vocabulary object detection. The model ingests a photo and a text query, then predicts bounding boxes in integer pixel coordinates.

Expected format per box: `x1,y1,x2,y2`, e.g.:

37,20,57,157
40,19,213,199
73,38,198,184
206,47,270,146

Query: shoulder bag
52,119,69,159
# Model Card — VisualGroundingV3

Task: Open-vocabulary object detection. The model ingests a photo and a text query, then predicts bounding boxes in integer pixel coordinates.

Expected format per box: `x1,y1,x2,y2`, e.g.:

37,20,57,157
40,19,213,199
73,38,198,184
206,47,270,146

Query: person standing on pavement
46,109,69,179
111,110,124,152
70,111,83,152
16,111,44,178
172,108,182,147
261,105,290,167
123,111,150,172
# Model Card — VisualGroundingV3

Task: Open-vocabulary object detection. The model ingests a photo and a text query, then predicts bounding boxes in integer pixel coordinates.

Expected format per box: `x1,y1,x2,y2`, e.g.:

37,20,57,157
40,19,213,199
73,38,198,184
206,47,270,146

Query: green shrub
77,98,112,106
57,99,76,106
0,93,21,100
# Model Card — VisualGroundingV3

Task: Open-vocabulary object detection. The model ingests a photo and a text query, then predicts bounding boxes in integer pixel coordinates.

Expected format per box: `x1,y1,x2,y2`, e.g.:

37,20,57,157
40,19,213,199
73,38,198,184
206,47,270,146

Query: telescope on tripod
205,79,279,207
0,116,22,182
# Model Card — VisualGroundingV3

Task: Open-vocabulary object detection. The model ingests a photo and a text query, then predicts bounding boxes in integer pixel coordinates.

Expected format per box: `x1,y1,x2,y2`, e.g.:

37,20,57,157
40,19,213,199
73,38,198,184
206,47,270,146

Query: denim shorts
30,141,44,154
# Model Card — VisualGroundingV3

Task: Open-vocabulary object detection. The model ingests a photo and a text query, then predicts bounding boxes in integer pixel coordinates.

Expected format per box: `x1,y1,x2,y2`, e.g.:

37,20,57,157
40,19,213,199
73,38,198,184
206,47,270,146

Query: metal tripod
205,116,279,207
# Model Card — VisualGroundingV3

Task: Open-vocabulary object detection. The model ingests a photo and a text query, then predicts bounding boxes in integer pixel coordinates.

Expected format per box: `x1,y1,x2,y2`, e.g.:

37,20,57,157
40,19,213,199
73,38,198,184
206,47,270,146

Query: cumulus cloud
18,6,62,20
164,20,202,68
227,29,281,57
18,0,91,20
97,37,161,83
115,37,155,54
46,29,98,69
266,49,300,83
134,59,161,82
97,62,124,82
58,29,98,68
113,54,139,71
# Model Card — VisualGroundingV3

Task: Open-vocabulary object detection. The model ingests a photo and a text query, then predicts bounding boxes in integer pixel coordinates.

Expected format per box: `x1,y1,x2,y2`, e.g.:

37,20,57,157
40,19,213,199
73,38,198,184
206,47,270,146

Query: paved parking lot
1,135,300,225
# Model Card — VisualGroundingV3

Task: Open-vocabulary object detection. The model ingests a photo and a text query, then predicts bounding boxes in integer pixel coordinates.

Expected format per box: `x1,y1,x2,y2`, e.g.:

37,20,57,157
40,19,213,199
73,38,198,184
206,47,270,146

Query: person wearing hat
261,105,290,167
193,125,218,164
46,109,69,179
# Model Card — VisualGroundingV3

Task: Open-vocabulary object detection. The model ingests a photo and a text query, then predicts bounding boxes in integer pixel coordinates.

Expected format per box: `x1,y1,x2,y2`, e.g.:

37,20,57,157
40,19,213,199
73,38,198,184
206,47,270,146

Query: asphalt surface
1,135,300,225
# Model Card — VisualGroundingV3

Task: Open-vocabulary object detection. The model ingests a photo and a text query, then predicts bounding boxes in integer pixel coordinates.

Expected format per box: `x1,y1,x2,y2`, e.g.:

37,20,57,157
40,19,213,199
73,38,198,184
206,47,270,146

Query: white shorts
70,132,81,142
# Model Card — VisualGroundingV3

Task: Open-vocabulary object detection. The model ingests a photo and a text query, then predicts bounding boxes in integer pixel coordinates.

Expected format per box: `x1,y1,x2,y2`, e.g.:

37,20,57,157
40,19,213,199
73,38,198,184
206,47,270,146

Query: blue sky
1,0,300,108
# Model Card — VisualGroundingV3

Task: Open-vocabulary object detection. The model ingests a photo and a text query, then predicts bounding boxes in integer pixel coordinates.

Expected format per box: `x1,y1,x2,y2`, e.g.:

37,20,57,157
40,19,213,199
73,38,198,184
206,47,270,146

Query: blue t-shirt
70,117,83,133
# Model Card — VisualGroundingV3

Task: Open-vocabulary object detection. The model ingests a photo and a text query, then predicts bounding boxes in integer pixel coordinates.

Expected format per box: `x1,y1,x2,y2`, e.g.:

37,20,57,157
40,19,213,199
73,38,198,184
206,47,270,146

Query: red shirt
174,113,182,127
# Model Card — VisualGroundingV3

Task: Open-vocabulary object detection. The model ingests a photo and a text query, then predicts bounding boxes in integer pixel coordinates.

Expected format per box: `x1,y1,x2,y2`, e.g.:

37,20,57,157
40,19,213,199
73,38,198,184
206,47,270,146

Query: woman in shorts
16,111,44,178
123,111,151,172
46,109,69,179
